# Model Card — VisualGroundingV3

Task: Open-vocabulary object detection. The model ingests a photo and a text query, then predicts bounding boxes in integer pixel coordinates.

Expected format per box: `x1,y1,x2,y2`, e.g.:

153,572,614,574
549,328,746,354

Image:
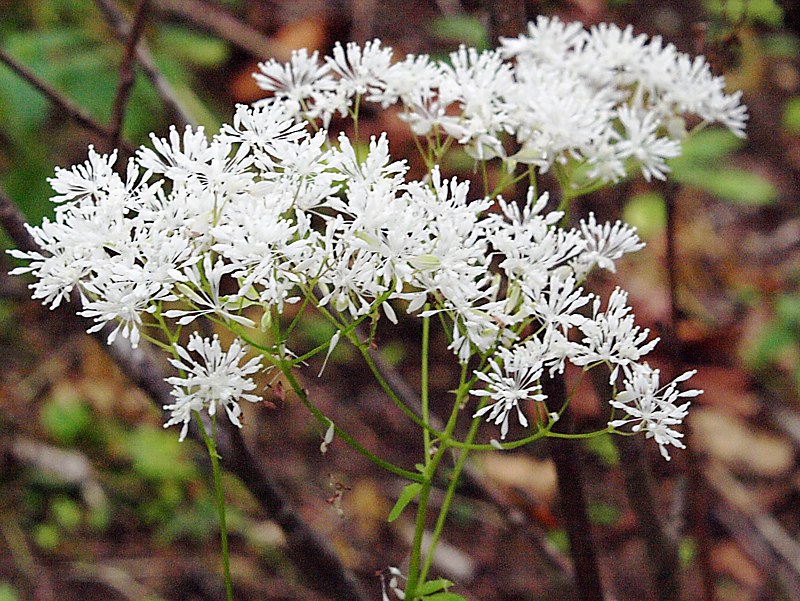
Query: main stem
198,413,234,601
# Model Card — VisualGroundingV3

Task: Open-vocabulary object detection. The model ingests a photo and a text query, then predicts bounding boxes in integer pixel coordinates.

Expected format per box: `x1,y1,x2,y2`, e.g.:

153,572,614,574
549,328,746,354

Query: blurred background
1,0,800,599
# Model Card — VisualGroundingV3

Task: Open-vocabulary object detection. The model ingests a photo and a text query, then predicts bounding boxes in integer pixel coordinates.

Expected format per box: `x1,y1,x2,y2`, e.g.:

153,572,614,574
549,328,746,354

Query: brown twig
0,186,370,601
663,180,715,601
153,0,287,60
486,0,527,46
590,369,682,601
706,463,800,599
108,0,152,151
94,0,193,128
0,47,134,153
544,374,605,601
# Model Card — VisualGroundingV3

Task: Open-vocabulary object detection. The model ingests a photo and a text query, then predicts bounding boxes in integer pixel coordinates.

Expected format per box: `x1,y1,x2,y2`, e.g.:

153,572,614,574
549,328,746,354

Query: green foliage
783,97,800,135
429,15,490,52
123,425,198,482
706,0,784,26
669,130,778,205
0,0,234,240
588,502,622,526
761,33,800,58
50,495,83,532
582,434,621,467
420,578,455,595
155,25,229,68
546,528,570,554
32,522,60,550
622,191,666,240
745,295,800,389
388,482,423,522
678,537,698,567
0,583,20,601
39,390,95,446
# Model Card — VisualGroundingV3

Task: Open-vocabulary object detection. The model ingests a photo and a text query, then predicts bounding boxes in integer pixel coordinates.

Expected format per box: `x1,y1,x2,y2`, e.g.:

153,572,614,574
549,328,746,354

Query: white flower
472,344,548,439
615,106,681,181
610,364,701,460
573,213,645,276
253,49,334,113
164,333,262,441
326,39,393,98
570,288,659,383
48,146,122,203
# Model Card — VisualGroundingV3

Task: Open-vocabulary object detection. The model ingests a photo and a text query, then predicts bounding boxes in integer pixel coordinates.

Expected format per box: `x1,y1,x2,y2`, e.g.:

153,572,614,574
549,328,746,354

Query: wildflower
164,333,262,441
610,364,701,460
472,344,548,439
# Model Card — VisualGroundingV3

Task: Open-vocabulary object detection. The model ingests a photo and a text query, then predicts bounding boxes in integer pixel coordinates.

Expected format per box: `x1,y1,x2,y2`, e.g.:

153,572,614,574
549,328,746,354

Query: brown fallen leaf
691,408,795,478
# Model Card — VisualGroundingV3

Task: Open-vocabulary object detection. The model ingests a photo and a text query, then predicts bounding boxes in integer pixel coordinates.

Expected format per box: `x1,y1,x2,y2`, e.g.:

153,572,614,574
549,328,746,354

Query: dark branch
662,180,715,601
544,374,605,601
108,0,152,150
153,0,287,60
94,0,193,128
0,47,133,153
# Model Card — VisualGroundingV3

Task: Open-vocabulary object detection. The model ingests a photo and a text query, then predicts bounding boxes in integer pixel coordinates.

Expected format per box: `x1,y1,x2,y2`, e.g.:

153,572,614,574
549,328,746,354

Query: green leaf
582,434,620,467
622,192,666,240
783,97,800,135
761,33,800,59
0,582,21,601
123,425,198,482
50,496,83,532
706,0,784,26
155,25,229,68
388,482,422,522
429,16,489,51
680,129,745,163
588,502,622,526
419,578,454,595
40,390,94,446
672,168,777,205
745,322,795,369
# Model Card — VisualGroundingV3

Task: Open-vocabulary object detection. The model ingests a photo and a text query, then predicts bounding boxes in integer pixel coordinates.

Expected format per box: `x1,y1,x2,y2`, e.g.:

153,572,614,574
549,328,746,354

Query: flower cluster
255,16,746,181
9,17,735,457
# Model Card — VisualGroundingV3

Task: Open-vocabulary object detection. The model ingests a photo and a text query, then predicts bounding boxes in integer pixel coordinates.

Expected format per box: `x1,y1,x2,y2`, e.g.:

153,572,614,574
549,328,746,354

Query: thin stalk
197,412,234,601
405,363,470,599
421,309,432,464
405,473,436,597
417,411,482,586
280,365,423,482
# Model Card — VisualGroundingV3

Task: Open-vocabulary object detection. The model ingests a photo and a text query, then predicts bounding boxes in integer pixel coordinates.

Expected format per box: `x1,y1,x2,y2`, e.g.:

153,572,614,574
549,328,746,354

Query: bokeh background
2,0,800,599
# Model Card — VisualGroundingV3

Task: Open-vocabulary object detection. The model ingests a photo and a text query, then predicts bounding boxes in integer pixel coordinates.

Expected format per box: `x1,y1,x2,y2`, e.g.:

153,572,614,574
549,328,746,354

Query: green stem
197,412,234,601
421,309,431,465
417,411,482,587
280,365,424,482
405,363,470,599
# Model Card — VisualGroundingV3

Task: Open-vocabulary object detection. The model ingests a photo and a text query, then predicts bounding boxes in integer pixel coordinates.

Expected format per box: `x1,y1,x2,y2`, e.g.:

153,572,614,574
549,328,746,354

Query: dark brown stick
0,48,133,151
486,0,527,46
663,181,715,601
0,185,370,601
153,0,286,60
108,0,152,151
590,368,682,601
545,374,605,601
94,0,193,128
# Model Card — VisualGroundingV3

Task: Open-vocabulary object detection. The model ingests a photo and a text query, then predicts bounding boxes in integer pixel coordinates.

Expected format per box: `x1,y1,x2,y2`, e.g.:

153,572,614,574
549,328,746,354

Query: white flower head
472,345,548,439
610,364,701,460
164,333,263,441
